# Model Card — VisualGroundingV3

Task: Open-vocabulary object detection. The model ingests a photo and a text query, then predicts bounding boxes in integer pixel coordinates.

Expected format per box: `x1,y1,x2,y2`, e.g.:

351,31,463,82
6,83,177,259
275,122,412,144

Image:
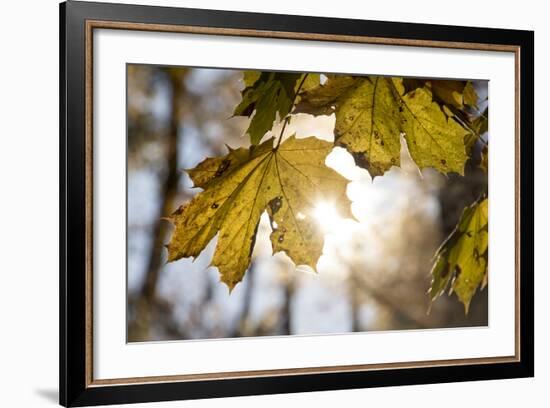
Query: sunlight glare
312,201,346,235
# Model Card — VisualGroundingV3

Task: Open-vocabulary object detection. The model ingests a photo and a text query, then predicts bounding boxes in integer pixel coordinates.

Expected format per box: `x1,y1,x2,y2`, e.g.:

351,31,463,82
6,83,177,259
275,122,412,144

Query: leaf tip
462,301,471,315
222,278,238,294
426,301,433,315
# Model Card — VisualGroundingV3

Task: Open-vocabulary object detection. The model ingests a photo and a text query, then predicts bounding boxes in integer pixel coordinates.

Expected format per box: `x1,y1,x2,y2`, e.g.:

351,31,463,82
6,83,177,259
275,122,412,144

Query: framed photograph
60,1,534,406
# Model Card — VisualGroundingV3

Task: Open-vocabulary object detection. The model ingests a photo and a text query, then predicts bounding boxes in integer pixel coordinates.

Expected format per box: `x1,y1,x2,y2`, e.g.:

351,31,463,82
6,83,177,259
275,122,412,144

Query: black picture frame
60,1,534,406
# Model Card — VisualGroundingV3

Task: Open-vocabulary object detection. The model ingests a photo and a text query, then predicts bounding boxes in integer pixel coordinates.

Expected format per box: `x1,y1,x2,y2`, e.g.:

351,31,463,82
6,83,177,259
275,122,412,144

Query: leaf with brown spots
166,135,353,290
429,197,489,313
395,78,471,175
296,75,470,177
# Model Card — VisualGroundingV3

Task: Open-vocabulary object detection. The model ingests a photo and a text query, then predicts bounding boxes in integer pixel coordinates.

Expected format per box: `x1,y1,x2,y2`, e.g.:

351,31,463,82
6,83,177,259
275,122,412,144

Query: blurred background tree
127,65,488,342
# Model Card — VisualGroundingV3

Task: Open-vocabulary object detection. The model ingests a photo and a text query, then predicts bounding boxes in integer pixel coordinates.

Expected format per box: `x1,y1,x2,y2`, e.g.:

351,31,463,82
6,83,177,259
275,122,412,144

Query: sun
312,201,346,234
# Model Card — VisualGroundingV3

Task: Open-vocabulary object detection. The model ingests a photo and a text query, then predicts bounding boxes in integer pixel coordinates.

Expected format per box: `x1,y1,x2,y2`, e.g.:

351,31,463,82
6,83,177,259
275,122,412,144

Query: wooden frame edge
88,19,520,52
85,18,94,389
89,356,519,387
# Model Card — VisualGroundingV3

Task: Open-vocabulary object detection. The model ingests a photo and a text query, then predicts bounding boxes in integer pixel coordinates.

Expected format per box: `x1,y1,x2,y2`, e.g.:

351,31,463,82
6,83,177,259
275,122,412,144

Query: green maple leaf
334,77,403,177
242,70,261,88
166,135,353,290
402,78,479,109
294,74,357,116
395,78,471,175
296,75,470,177
431,80,478,109
234,72,302,145
429,197,489,313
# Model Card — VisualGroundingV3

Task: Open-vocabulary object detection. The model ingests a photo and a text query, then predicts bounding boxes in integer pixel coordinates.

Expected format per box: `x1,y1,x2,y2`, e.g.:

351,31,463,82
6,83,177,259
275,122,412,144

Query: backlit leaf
463,82,478,108
334,77,402,177
396,78,470,175
243,70,261,87
429,197,489,313
294,75,357,116
295,75,470,177
234,72,302,145
167,136,353,290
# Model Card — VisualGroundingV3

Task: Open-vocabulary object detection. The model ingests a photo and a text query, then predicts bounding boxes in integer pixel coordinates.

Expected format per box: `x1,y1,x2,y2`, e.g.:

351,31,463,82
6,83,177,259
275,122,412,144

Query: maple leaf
234,72,302,145
294,74,357,116
296,75,470,177
242,70,261,87
166,136,353,290
429,197,489,313
431,80,478,109
402,78,479,109
395,78,471,175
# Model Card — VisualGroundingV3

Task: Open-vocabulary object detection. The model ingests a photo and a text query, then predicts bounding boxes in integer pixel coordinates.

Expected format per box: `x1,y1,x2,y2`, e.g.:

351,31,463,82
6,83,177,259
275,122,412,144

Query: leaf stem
452,113,489,147
473,106,488,120
275,73,309,149
275,116,291,149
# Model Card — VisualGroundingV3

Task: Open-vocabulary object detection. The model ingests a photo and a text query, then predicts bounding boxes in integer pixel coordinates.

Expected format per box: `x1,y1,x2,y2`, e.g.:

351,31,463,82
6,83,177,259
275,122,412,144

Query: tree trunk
128,69,187,341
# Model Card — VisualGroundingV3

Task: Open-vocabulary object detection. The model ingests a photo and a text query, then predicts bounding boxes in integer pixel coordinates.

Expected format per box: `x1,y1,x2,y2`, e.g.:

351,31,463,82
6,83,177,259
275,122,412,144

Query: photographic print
127,66,489,342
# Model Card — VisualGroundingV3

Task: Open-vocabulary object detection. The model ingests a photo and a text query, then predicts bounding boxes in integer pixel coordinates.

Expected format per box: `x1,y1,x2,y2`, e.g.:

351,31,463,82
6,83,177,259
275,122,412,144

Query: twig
275,73,309,149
